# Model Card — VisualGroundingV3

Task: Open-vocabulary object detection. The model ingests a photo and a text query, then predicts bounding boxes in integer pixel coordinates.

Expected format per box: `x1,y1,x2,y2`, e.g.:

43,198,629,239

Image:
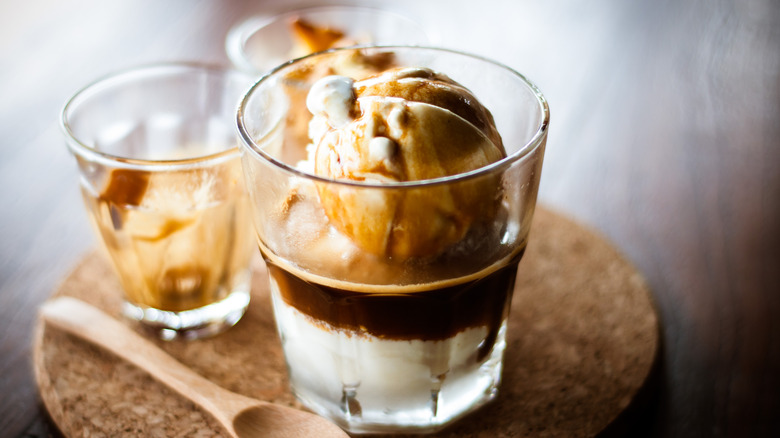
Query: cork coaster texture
33,207,660,437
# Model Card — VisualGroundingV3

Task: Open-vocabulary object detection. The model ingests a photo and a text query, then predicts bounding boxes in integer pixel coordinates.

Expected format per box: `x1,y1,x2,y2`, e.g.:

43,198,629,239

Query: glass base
122,290,250,340
303,351,503,434
275,286,509,435
292,332,506,435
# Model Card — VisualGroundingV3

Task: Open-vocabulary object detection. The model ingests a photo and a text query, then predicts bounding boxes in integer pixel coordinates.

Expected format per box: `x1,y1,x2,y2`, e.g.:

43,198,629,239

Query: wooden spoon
39,296,348,438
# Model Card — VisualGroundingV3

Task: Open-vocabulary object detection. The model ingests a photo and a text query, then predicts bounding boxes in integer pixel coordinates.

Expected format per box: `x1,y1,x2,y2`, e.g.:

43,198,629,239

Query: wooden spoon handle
39,297,246,430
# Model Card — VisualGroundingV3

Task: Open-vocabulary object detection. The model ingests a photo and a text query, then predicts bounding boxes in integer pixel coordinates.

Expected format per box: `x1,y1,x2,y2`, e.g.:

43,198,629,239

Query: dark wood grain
1,0,778,437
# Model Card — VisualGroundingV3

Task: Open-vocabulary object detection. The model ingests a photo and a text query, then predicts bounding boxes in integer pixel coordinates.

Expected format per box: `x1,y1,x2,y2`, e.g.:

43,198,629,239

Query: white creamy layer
269,284,490,412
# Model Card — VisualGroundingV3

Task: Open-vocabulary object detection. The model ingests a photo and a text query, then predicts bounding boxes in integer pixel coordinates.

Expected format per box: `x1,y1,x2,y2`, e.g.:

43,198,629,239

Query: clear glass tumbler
61,63,256,340
237,47,548,433
226,5,430,76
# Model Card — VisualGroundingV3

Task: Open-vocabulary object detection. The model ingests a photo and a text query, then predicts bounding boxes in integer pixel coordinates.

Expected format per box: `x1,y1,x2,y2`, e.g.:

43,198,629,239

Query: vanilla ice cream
305,67,506,259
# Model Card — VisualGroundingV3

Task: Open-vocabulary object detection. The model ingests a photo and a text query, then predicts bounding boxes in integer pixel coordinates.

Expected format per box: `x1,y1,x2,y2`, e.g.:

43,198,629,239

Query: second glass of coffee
62,63,256,339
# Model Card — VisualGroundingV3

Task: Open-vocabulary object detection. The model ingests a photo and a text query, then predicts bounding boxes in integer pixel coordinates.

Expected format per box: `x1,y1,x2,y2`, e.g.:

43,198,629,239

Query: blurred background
1,0,778,436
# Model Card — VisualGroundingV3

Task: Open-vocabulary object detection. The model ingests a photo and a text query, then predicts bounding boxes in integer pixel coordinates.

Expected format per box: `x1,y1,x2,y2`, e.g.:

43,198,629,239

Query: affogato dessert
250,62,529,433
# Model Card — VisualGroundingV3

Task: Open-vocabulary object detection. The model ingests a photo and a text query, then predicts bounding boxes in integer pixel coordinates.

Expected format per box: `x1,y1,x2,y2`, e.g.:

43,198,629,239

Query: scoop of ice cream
307,67,506,259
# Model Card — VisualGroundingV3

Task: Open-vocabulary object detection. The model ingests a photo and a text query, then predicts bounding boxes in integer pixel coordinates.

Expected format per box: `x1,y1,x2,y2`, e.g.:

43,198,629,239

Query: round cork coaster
33,206,659,437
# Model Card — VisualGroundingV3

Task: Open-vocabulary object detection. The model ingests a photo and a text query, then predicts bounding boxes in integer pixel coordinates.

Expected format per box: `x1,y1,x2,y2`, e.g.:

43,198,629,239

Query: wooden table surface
1,0,778,437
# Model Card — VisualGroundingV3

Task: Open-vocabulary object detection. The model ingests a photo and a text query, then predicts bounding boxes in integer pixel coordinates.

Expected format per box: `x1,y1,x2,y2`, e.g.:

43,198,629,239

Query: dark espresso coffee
262,245,524,360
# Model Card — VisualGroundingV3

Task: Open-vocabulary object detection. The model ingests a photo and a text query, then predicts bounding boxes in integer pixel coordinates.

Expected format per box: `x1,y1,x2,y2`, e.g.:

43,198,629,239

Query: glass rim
236,45,550,189
60,61,247,170
225,5,430,75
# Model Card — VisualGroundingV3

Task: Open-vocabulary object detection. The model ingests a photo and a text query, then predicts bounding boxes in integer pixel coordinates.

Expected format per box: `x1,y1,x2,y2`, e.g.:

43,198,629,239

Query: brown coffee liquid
86,163,254,312
264,248,524,360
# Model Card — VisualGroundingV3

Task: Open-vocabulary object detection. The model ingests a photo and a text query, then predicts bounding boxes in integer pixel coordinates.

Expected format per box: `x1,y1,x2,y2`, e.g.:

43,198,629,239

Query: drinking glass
237,46,548,433
61,63,256,340
226,5,430,76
